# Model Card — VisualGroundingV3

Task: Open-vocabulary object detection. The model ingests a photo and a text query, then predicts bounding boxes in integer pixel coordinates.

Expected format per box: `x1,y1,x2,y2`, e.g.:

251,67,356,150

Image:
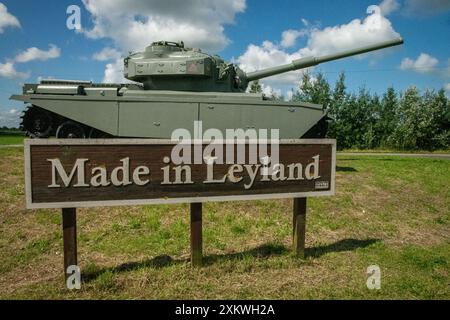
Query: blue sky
0,0,449,127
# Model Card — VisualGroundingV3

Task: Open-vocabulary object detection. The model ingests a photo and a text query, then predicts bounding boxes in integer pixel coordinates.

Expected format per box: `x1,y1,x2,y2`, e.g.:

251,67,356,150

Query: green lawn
0,133,25,145
0,148,448,299
340,148,450,154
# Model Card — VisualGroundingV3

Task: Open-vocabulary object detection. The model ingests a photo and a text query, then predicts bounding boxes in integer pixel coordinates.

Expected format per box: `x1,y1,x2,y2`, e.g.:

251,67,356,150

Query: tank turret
124,38,404,92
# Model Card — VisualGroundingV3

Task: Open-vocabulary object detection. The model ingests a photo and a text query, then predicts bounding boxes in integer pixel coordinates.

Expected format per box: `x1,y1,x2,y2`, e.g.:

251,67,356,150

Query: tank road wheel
56,121,86,139
88,128,113,139
20,106,53,138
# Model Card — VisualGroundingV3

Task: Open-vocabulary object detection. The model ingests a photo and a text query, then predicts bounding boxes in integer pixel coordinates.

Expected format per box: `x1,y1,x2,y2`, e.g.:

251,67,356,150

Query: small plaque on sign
315,181,330,190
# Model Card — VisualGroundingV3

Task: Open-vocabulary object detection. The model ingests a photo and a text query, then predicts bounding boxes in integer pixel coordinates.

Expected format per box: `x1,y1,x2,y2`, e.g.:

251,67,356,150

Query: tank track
20,105,56,138
20,105,112,139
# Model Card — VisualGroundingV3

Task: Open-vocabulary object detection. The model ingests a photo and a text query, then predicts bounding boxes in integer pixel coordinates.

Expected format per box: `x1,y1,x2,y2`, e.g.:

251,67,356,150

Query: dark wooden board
25,139,335,208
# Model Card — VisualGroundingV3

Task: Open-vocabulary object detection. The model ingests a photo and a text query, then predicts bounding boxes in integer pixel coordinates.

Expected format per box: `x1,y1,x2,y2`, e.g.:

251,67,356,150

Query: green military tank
11,38,403,139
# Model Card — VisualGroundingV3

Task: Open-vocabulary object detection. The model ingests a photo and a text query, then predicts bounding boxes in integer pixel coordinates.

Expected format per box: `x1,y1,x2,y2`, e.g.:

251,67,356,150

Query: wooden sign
24,139,335,209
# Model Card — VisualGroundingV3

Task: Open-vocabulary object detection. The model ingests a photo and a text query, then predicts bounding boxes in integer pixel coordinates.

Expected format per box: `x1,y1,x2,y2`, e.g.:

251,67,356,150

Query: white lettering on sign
47,155,321,189
110,158,132,186
47,157,151,188
48,158,89,188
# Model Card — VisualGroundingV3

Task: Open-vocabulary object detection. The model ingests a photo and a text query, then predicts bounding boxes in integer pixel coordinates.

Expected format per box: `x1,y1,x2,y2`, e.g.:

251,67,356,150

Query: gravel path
338,152,450,159
1,144,449,159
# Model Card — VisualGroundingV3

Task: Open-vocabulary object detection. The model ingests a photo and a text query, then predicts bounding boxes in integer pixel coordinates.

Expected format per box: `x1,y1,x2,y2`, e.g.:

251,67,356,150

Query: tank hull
11,87,327,139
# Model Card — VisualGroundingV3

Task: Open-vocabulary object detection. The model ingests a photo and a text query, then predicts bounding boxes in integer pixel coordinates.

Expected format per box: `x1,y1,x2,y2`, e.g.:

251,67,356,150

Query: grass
1,133,449,155
340,148,450,154
0,148,448,299
0,133,25,145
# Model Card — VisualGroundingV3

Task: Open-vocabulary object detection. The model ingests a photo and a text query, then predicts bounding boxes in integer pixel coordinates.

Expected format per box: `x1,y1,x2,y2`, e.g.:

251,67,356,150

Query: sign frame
24,138,336,209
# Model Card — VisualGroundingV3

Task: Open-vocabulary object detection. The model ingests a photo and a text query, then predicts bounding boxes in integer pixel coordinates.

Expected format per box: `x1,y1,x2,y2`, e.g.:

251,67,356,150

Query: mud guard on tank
198,102,326,139
11,94,119,136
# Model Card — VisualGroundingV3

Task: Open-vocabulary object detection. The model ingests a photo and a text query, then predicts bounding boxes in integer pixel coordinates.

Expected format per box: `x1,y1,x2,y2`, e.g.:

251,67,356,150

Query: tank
11,38,403,139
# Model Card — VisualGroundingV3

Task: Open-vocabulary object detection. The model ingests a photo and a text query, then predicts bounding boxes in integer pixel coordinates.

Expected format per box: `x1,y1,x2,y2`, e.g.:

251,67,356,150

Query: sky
0,0,449,127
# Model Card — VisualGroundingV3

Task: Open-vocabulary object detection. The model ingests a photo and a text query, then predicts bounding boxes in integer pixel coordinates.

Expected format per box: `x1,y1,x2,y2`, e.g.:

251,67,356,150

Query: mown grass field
0,133,25,145
340,148,450,154
0,146,448,299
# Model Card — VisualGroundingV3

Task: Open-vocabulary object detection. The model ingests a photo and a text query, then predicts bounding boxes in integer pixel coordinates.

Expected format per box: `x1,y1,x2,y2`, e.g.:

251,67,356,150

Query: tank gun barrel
245,37,404,82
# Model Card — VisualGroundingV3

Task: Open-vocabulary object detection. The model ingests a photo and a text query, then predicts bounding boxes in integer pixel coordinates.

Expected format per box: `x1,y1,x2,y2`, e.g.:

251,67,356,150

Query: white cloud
299,6,400,57
81,0,246,53
379,0,400,15
82,0,246,84
15,44,61,63
286,89,295,101
445,83,450,96
237,3,401,87
0,3,20,33
0,108,22,128
261,83,282,98
103,57,144,84
103,58,132,83
92,47,122,61
280,29,305,48
400,54,450,80
0,62,29,79
238,41,304,85
400,53,439,74
404,0,450,17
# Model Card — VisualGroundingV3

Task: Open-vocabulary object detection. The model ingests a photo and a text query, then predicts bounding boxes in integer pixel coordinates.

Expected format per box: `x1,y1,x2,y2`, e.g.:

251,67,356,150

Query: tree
388,86,422,149
328,72,347,140
291,71,449,150
293,72,331,108
248,80,262,93
419,89,450,149
432,89,450,149
353,87,372,149
379,87,398,147
366,93,382,149
387,87,450,150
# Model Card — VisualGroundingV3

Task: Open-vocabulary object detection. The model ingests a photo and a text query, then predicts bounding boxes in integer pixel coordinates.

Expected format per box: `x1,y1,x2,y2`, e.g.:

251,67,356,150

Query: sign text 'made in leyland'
25,139,336,209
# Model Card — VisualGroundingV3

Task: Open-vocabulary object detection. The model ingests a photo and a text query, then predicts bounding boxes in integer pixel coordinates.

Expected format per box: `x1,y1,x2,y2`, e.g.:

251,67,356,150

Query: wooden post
293,198,307,258
62,208,77,278
190,202,202,267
